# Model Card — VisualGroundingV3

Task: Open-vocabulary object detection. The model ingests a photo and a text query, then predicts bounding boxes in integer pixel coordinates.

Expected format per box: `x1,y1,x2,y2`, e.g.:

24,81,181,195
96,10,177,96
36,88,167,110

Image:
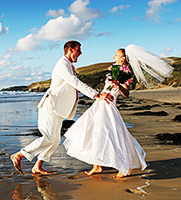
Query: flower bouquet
106,64,132,91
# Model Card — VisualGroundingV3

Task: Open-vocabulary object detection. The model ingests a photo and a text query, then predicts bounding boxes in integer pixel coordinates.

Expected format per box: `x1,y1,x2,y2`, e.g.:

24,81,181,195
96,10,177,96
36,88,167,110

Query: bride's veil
125,44,174,88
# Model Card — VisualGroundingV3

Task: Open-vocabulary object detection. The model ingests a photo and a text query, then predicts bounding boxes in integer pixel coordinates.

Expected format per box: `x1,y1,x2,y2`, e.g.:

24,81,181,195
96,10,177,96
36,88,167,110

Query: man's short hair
64,40,81,54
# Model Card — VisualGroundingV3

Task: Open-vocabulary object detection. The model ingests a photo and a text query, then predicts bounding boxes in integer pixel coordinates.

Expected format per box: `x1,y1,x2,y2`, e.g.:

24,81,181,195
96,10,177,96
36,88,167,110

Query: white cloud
0,22,9,35
46,9,65,17
173,18,181,22
164,47,173,52
94,31,112,37
20,56,34,60
15,0,103,52
11,65,29,71
16,14,93,51
0,59,12,67
146,0,178,21
69,0,103,21
30,72,37,76
110,5,131,14
25,77,33,81
0,65,51,88
16,33,43,51
160,52,169,57
160,46,173,57
0,53,17,68
0,53,11,59
8,47,22,55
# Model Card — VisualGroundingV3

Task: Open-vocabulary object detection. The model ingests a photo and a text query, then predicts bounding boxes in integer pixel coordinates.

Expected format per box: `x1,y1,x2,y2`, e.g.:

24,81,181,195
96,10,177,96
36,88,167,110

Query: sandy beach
0,87,181,200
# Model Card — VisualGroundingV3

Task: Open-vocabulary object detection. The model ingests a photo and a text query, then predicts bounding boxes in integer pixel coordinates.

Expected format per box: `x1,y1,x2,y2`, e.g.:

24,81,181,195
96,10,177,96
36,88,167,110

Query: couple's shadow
143,157,181,180
74,157,181,181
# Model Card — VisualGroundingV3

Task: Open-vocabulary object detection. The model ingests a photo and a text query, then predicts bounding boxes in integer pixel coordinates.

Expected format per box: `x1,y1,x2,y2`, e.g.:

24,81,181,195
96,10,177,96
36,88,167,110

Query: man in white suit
11,41,113,174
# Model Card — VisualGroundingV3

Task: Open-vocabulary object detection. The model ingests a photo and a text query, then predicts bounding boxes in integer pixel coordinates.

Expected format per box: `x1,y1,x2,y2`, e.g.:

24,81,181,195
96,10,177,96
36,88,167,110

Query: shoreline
0,87,181,199
130,86,181,103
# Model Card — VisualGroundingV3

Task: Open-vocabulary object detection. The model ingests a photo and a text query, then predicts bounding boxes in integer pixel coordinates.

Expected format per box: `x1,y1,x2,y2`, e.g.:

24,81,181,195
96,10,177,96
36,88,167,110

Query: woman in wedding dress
63,45,173,178
64,48,146,178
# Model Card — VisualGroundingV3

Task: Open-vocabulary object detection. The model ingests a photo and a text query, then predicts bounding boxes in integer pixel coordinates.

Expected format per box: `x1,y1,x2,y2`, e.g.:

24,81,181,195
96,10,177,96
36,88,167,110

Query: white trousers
21,97,63,162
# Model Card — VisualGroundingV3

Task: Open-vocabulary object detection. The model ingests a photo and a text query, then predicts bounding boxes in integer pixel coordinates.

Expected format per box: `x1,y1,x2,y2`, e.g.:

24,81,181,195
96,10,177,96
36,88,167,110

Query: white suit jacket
38,56,98,119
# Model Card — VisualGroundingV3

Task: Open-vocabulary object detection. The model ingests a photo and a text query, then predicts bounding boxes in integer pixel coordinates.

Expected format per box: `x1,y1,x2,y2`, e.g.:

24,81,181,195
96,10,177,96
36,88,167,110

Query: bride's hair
118,48,129,66
118,48,126,55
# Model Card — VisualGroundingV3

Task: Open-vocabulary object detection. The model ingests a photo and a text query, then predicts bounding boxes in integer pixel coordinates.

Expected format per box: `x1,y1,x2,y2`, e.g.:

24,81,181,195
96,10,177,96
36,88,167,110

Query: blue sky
0,0,180,89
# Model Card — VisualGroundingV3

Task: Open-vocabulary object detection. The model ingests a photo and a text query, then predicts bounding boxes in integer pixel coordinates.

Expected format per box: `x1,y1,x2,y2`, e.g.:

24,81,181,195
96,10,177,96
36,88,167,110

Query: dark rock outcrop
155,133,181,145
173,115,181,122
61,120,75,135
1,86,27,91
132,111,169,116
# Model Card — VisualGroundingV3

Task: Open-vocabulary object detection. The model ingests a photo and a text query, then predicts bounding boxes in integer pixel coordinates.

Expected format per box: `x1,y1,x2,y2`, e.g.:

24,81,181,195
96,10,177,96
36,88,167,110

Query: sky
0,0,180,89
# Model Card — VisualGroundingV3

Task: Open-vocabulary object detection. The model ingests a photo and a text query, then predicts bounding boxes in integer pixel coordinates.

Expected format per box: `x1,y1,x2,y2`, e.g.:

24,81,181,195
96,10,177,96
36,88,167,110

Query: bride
63,44,173,178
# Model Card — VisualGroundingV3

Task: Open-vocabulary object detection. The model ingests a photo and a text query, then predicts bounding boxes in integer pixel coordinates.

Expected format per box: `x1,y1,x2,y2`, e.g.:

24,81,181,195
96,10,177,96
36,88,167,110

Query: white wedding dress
63,78,147,176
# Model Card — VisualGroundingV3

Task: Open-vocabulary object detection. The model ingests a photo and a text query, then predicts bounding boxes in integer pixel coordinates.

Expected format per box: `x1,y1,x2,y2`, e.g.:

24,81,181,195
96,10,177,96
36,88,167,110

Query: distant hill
1,80,51,92
76,62,114,91
1,58,181,92
27,79,51,92
167,57,181,87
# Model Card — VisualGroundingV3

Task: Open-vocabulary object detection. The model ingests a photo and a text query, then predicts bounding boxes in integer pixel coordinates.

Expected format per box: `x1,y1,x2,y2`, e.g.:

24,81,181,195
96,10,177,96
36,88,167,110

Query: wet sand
130,86,181,103
0,87,181,199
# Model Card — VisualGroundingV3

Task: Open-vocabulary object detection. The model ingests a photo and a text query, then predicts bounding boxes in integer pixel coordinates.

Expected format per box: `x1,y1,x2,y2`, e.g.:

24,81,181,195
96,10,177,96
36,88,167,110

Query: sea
0,91,95,179
0,90,89,133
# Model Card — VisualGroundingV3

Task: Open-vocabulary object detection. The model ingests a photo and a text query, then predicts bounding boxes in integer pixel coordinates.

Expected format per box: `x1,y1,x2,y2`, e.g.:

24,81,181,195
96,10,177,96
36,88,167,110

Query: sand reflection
12,176,59,200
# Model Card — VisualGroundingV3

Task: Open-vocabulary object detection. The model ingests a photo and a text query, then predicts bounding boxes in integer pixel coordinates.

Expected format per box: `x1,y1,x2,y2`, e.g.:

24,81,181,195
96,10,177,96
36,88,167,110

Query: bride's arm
112,80,129,97
119,84,129,97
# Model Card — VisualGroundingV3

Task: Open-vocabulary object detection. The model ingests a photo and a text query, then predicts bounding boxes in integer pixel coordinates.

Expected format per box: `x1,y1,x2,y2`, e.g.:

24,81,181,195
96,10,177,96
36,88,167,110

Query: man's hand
96,92,114,104
112,80,120,89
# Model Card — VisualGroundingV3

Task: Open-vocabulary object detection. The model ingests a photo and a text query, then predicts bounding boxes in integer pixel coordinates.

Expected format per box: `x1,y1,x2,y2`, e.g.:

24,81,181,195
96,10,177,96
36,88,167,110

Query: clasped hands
96,92,114,104
111,80,120,89
95,80,120,104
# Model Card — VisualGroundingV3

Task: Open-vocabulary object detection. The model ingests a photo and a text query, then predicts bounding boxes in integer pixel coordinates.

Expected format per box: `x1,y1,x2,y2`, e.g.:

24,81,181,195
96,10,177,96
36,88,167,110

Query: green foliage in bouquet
110,65,132,83
106,65,132,91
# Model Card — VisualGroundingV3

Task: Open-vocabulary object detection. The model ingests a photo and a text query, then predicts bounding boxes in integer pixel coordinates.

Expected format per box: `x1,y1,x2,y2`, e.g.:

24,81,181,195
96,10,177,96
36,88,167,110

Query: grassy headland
1,57,180,92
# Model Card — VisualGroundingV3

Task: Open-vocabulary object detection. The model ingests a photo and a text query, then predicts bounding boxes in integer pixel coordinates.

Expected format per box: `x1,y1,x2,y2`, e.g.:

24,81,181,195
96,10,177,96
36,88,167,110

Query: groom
11,40,113,174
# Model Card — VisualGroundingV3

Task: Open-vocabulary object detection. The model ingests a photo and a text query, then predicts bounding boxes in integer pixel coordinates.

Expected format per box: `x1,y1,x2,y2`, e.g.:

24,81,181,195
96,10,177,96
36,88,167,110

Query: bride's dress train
63,81,147,176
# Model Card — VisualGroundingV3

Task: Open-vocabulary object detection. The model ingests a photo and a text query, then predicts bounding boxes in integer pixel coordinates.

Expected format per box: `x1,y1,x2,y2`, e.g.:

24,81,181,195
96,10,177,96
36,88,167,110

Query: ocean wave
0,91,44,103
